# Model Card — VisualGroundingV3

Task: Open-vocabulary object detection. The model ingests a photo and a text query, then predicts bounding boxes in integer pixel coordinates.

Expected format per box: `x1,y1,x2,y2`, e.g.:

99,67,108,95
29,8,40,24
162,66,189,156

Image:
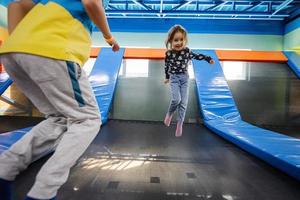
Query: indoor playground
0,0,300,199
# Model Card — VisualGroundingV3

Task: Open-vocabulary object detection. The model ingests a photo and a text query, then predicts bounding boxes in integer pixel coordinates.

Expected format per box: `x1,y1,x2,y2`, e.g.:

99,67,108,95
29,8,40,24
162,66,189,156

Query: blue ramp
284,51,300,78
1,72,30,114
89,47,125,124
0,48,124,155
0,127,33,154
193,50,300,181
0,72,13,95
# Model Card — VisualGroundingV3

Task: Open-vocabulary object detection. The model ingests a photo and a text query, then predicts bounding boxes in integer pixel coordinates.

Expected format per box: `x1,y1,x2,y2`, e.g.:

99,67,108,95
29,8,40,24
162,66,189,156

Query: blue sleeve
32,0,41,4
102,0,110,8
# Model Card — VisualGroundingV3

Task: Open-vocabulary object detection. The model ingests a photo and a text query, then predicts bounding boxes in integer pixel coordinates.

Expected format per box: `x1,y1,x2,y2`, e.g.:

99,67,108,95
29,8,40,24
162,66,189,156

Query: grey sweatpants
0,53,101,199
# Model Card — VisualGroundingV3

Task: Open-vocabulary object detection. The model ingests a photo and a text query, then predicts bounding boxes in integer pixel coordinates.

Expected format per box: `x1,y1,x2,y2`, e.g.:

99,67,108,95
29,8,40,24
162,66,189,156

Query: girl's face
171,31,186,51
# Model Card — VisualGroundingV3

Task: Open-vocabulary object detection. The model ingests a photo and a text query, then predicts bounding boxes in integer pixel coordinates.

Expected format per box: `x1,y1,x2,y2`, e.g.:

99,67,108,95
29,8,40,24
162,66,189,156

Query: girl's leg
176,74,189,137
165,75,180,126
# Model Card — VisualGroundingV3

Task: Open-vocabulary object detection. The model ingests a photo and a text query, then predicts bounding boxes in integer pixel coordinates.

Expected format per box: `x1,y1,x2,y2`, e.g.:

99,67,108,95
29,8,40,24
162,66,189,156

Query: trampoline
1,56,300,199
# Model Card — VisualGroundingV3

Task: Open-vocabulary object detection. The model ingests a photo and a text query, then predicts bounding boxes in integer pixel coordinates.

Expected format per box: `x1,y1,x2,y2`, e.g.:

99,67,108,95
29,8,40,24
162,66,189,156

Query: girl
163,25,214,137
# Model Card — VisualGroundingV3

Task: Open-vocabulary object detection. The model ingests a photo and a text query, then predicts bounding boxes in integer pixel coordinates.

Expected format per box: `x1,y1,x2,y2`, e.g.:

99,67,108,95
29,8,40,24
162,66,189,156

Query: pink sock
175,121,183,137
164,113,172,127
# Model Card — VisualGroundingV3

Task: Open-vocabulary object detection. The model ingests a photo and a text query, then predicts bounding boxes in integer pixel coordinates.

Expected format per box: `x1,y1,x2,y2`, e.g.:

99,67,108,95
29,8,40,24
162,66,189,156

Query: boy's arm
82,0,119,51
7,0,35,34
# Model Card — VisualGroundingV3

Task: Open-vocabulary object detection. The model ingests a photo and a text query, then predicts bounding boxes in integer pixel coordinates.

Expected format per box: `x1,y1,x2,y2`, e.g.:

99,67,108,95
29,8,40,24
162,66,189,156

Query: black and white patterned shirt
164,47,212,79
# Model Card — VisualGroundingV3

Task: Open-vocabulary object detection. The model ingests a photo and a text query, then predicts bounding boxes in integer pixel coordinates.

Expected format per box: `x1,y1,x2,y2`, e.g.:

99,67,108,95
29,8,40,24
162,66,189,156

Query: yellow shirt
0,2,91,66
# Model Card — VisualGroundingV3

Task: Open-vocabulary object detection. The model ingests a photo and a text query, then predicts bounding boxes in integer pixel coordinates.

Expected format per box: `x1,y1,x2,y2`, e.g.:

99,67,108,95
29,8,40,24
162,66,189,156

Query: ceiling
0,0,300,21
105,0,300,20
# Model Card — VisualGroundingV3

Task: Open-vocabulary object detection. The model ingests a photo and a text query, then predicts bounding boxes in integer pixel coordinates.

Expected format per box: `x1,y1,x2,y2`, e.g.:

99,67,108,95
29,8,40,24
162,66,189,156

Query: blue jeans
167,73,189,122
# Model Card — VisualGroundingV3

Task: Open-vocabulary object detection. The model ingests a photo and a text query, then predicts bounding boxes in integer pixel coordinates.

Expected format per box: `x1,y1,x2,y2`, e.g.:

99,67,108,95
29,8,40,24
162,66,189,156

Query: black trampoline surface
11,120,300,200
0,116,44,133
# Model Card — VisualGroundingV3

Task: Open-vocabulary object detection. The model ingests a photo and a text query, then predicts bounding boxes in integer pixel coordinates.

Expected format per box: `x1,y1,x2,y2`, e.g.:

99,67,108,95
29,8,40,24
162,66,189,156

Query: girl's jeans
167,73,189,122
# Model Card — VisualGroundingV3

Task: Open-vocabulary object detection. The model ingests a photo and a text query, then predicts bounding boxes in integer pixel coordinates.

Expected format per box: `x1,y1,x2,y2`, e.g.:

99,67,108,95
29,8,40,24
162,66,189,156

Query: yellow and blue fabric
0,0,94,66
193,50,300,181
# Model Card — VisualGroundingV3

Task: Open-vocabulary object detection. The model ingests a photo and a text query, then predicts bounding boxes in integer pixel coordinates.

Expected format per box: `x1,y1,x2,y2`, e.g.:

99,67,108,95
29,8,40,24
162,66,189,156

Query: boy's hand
105,37,120,52
209,59,214,65
164,79,169,84
111,42,120,52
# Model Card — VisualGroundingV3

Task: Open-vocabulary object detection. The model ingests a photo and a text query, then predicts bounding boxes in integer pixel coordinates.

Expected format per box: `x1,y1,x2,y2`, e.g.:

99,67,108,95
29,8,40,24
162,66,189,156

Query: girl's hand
164,79,169,84
209,59,214,65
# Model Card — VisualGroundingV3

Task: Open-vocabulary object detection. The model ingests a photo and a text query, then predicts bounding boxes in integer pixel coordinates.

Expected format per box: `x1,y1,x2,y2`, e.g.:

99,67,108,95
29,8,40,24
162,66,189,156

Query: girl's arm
164,51,170,81
82,0,119,51
8,0,35,34
189,49,213,63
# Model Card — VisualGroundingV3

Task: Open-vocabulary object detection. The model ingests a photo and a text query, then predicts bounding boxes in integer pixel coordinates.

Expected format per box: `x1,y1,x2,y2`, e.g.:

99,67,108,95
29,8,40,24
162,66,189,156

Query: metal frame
105,0,300,20
0,0,299,20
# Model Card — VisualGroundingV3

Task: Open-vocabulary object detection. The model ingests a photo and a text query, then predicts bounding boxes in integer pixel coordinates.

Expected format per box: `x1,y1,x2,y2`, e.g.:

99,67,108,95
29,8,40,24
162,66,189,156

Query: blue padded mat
0,127,32,154
0,72,13,95
193,50,300,181
89,47,125,124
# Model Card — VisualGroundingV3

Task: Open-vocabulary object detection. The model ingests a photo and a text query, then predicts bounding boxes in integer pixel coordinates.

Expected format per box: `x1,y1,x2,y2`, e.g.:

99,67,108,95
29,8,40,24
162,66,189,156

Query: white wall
92,32,283,51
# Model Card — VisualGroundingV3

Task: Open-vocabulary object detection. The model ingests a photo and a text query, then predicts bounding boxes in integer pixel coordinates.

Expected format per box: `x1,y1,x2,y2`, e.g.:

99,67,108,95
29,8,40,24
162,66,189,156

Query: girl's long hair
165,25,188,49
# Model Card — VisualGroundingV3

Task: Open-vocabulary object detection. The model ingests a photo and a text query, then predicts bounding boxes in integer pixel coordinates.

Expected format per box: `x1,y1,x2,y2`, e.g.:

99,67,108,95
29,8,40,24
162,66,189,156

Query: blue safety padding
0,127,32,154
0,73,13,95
192,50,241,122
0,127,54,160
283,51,300,78
193,50,300,181
205,120,300,180
89,47,125,124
